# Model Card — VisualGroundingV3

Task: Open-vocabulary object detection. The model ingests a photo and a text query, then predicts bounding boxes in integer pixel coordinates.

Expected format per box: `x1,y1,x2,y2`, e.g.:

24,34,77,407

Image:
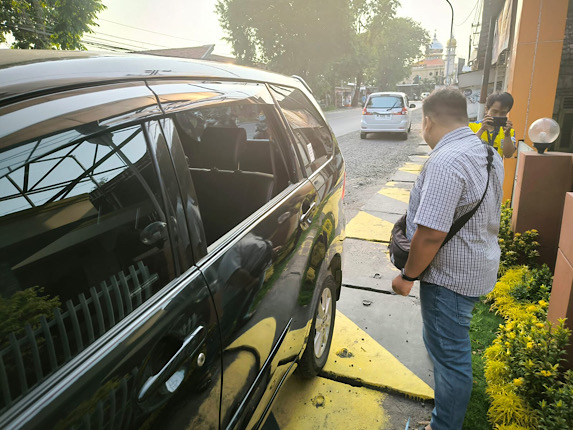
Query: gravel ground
336,108,425,218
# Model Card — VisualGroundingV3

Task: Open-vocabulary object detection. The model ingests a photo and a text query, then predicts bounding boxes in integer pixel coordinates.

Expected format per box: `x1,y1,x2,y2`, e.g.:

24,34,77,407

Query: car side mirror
409,104,416,109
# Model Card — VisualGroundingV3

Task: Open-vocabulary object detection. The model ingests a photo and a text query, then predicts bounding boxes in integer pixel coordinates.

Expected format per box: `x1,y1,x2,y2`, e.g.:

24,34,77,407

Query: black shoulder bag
388,146,494,270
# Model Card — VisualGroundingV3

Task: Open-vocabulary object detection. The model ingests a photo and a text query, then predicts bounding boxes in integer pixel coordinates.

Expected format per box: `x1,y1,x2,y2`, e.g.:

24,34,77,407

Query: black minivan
0,51,345,429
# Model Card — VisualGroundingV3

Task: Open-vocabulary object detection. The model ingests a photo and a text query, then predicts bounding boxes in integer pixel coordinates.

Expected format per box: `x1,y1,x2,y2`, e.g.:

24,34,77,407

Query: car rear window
367,96,403,109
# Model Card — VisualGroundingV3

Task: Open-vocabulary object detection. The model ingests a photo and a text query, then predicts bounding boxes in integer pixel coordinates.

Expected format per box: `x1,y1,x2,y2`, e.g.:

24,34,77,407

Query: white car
360,92,415,140
421,92,430,100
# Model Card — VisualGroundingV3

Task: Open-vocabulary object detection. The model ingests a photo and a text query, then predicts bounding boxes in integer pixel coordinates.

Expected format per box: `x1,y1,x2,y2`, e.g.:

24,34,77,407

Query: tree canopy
217,0,429,102
0,0,106,49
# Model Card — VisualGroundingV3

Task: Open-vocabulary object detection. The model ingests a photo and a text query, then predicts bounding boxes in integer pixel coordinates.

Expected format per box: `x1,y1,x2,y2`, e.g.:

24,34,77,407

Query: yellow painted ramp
377,187,411,204
272,374,388,430
323,312,434,400
345,211,394,243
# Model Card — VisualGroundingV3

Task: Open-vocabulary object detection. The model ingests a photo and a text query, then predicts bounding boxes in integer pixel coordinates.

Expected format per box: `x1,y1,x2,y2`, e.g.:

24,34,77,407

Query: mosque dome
429,31,443,53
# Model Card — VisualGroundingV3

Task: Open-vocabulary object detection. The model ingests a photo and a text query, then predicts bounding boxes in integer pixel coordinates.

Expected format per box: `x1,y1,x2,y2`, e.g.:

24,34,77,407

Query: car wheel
360,132,366,139
298,276,337,378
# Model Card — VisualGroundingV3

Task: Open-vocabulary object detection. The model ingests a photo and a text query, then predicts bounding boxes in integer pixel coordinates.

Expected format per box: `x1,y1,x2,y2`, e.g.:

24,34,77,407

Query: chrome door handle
300,201,317,224
138,325,204,401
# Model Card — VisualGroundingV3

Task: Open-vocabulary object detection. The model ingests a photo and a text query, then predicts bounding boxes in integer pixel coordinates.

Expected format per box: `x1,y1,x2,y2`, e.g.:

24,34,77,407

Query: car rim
313,288,333,359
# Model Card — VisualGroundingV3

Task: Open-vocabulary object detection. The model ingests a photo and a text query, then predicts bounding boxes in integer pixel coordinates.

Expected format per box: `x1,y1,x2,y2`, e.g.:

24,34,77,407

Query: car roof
0,50,301,105
368,92,406,97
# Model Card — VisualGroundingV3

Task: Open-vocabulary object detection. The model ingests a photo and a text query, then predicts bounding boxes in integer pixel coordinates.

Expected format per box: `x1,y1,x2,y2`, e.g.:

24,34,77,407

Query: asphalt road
325,103,425,218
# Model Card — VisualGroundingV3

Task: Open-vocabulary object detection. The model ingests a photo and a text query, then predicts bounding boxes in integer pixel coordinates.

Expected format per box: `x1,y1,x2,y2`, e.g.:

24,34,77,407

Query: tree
216,0,353,84
339,2,427,105
216,0,428,107
371,17,429,91
0,0,106,49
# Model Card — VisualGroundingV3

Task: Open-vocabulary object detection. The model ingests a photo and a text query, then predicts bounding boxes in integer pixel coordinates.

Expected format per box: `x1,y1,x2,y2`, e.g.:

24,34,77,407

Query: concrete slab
337,289,435,389
382,181,413,190
389,170,418,183
271,374,389,429
409,155,429,164
322,312,434,400
342,238,398,292
363,193,408,215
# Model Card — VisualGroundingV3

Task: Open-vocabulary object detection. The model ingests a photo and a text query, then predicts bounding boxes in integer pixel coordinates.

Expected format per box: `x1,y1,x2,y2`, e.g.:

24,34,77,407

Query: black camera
492,116,507,128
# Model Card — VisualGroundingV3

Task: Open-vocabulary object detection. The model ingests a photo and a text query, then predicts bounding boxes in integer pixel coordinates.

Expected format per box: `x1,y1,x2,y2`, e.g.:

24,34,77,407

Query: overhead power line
98,18,212,45
455,0,480,26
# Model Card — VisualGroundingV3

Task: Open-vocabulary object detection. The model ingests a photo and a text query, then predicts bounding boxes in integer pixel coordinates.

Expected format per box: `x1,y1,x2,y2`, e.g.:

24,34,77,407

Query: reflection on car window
173,98,292,247
0,125,175,412
367,96,404,109
269,85,333,174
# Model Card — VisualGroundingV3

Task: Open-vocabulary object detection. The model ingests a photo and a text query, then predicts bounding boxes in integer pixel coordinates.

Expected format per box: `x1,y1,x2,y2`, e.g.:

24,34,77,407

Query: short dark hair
422,88,468,123
485,91,514,111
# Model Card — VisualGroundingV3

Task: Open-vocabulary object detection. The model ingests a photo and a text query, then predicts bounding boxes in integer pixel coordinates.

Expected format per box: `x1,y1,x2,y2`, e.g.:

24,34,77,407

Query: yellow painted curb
345,211,394,243
399,162,424,174
272,374,388,430
323,312,435,401
377,187,410,204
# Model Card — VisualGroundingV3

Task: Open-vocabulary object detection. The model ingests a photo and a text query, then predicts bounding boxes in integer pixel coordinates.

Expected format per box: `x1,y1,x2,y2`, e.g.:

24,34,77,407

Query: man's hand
502,119,515,157
476,114,493,136
392,274,414,296
503,118,513,136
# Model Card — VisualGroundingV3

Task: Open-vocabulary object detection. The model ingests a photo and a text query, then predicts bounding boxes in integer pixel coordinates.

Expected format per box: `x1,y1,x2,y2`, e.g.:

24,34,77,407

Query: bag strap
440,145,494,248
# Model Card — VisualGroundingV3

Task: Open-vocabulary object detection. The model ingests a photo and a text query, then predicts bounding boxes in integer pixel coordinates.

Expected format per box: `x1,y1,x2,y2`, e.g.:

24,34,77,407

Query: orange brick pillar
511,152,573,269
502,0,569,202
548,193,573,365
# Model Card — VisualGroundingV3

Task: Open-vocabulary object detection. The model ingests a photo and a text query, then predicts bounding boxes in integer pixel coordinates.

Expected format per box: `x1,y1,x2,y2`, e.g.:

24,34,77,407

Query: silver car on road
360,92,415,140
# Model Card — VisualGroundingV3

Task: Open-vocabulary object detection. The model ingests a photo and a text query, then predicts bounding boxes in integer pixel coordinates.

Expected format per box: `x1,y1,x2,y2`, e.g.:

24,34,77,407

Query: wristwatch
401,268,419,282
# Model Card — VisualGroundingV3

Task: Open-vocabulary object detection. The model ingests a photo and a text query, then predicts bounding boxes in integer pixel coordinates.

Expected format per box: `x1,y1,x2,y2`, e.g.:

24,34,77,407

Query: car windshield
368,96,403,109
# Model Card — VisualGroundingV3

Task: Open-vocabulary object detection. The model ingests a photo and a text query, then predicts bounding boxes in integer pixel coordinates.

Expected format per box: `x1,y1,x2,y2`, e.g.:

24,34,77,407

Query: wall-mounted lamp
528,118,560,154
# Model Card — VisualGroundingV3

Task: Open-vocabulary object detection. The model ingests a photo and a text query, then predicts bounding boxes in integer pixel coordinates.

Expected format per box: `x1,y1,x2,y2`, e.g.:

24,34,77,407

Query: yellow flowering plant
484,267,573,429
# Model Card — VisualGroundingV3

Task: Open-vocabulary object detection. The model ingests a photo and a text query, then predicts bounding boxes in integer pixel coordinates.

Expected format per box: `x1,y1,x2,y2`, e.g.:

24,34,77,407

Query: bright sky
90,0,483,59
0,0,482,59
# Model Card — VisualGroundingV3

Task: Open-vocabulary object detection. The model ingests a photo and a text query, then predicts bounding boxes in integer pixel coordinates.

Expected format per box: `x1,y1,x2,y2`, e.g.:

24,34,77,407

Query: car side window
269,85,333,175
171,99,293,247
0,124,176,412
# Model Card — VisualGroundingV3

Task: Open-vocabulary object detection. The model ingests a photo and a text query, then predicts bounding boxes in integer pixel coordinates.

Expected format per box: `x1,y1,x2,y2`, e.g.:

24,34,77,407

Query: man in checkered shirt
392,88,504,430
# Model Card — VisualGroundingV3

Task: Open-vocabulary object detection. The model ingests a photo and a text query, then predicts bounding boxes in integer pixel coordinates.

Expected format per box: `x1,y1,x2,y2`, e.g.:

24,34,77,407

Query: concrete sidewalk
339,140,434,389
266,137,435,429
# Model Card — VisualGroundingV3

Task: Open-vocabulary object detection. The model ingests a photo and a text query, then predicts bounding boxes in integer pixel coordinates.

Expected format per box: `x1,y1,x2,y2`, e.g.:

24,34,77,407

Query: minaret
445,36,457,85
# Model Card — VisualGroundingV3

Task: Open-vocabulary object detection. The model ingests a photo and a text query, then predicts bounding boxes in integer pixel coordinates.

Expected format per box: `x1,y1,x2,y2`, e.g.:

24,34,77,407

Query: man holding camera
469,92,516,158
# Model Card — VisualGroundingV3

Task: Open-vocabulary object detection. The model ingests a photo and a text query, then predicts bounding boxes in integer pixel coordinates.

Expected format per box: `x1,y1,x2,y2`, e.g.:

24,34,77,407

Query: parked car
0,51,345,430
360,92,415,140
420,92,430,100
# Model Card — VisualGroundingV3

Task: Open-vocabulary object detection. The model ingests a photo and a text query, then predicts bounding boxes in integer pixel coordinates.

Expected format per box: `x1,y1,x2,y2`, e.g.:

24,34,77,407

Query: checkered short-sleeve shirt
406,126,505,297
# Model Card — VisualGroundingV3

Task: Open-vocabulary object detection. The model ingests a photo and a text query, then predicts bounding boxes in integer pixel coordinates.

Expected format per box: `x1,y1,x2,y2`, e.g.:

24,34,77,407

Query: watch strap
401,268,419,282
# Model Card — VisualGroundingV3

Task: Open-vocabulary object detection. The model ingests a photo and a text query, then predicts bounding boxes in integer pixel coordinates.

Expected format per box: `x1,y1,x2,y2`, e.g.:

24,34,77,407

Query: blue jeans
420,282,479,430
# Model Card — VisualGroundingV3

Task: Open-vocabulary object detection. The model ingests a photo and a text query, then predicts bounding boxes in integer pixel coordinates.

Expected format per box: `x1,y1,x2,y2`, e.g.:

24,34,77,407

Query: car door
148,79,324,429
0,84,220,429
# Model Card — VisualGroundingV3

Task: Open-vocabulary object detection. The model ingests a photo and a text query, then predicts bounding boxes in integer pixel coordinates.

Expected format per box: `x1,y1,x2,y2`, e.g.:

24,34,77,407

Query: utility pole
478,15,496,120
444,0,454,85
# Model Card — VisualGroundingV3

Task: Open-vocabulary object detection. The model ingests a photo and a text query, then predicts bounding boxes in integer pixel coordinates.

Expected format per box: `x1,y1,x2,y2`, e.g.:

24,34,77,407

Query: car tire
298,276,337,378
360,132,366,139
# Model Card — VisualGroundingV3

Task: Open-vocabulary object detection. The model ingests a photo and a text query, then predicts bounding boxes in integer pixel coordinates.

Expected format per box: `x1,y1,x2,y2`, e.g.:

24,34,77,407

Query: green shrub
498,201,540,276
510,264,553,304
0,286,60,348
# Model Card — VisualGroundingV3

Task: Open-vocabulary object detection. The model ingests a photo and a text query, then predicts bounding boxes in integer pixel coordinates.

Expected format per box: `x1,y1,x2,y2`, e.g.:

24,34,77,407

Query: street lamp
444,0,454,85
528,118,560,154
